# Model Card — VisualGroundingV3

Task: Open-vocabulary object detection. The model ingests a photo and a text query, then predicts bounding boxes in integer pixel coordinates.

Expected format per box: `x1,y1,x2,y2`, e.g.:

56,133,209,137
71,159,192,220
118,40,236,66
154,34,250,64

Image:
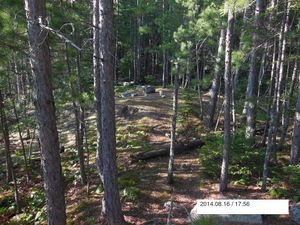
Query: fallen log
130,139,204,162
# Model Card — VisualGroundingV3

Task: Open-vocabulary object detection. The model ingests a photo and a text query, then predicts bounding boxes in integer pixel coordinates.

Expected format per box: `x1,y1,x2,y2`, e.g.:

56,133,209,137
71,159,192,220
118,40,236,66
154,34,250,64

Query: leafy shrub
199,130,265,184
268,188,288,198
115,85,136,95
269,164,300,201
118,173,141,202
28,189,45,208
122,187,141,201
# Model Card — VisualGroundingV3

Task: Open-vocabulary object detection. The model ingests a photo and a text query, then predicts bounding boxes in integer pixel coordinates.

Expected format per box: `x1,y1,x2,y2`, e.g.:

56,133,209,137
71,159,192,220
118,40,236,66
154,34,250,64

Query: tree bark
219,7,234,193
196,47,203,120
279,60,298,147
0,90,13,183
290,65,300,165
131,139,204,161
206,28,225,129
99,0,124,224
0,90,20,213
93,0,107,215
134,0,141,83
65,43,87,185
269,0,291,163
24,0,66,224
75,51,87,185
245,0,264,140
167,63,179,184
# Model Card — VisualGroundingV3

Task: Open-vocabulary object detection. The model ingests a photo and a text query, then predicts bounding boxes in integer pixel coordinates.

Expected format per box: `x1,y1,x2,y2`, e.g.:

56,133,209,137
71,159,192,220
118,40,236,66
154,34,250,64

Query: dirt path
64,87,292,225
123,151,203,225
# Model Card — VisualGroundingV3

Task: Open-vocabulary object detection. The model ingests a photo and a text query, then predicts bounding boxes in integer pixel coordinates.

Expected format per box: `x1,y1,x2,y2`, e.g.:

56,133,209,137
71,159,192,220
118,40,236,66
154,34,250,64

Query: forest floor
0,87,295,225
80,87,292,225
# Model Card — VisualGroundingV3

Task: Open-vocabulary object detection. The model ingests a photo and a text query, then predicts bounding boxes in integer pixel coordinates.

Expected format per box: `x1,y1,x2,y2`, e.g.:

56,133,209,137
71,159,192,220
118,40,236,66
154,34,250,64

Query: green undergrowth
178,88,199,123
268,164,300,202
199,130,300,201
115,85,136,95
193,215,223,225
199,130,265,185
6,188,46,225
116,124,150,152
118,172,141,202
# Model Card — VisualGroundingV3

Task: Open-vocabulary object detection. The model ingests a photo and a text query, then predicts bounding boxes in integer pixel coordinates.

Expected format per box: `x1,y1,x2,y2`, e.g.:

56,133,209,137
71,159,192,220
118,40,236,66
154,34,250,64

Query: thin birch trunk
93,0,106,215
279,61,298,147
290,68,300,164
167,63,179,184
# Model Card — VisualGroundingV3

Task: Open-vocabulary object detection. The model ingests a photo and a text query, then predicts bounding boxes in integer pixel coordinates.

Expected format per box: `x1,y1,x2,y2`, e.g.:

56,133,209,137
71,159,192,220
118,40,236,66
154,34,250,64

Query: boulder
190,204,263,224
116,106,139,118
143,85,155,94
291,202,300,224
122,81,135,86
121,91,132,98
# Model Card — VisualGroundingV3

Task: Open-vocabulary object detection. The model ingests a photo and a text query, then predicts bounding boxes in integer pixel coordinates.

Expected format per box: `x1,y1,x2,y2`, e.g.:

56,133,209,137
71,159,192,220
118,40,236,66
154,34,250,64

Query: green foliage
269,164,300,201
177,89,198,122
122,187,141,201
193,215,223,225
95,185,104,194
7,189,48,225
116,125,149,151
268,188,288,199
139,25,152,35
118,173,141,202
118,173,139,189
28,189,45,208
63,167,76,183
199,130,265,184
144,75,156,84
0,193,15,216
115,85,136,95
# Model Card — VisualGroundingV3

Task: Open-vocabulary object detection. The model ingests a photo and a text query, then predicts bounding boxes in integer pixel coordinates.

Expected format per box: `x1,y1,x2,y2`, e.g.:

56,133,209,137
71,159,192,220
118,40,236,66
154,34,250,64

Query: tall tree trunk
196,50,203,120
134,0,141,83
162,49,168,88
234,6,249,121
270,0,291,162
0,90,20,213
219,7,234,193
162,0,168,88
261,41,277,146
75,49,87,185
65,43,87,185
206,28,225,129
99,0,124,224
290,64,300,165
279,60,298,147
245,0,264,140
93,0,106,215
12,98,30,181
233,6,249,88
262,0,291,190
0,90,13,183
260,0,277,145
167,63,179,184
24,1,66,224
